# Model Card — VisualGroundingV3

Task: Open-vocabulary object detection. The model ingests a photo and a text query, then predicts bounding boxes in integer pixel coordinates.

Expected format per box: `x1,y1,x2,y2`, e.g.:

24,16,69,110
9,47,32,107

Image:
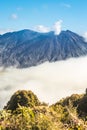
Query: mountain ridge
0,29,87,68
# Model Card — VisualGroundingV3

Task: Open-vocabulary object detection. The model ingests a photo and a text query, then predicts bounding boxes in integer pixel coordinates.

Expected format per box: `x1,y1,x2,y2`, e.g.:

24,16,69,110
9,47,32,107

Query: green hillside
0,90,87,130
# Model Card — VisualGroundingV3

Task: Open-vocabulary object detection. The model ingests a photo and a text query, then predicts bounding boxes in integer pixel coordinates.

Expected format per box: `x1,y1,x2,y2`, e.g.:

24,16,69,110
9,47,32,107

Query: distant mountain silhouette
0,29,87,68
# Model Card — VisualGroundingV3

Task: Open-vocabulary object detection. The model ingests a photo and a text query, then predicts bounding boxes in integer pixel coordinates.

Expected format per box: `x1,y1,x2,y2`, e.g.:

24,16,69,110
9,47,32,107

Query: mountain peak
0,29,87,68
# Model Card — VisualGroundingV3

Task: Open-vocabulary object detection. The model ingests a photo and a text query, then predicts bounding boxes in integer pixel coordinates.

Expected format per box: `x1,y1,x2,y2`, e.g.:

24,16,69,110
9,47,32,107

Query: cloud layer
0,56,87,108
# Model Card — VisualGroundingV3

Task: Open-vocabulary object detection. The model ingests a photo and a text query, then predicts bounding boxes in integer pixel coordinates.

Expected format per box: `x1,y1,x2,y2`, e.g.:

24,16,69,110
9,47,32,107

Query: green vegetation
0,90,87,130
4,90,41,111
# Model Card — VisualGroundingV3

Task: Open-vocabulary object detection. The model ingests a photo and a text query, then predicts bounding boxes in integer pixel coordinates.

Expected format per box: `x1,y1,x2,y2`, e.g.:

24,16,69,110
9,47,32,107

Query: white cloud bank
0,56,87,108
35,20,62,35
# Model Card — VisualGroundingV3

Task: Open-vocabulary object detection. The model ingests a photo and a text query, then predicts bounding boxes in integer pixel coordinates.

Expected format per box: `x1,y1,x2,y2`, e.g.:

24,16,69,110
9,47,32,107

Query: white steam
53,20,62,35
35,20,62,35
0,56,87,108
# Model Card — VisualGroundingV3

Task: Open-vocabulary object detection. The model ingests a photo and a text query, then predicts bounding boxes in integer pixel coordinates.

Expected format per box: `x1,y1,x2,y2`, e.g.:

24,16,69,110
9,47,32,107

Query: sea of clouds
0,56,87,109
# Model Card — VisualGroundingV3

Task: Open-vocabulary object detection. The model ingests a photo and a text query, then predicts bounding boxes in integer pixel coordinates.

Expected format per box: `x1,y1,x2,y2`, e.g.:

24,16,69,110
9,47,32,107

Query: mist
0,56,87,108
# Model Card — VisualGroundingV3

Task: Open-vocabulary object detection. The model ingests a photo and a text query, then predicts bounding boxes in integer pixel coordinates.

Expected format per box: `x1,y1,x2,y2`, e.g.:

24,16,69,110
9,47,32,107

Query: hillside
0,30,87,68
0,90,87,129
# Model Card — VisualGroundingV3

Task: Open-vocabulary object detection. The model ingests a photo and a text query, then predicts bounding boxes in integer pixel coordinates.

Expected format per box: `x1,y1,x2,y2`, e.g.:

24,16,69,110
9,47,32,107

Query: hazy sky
0,0,87,35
